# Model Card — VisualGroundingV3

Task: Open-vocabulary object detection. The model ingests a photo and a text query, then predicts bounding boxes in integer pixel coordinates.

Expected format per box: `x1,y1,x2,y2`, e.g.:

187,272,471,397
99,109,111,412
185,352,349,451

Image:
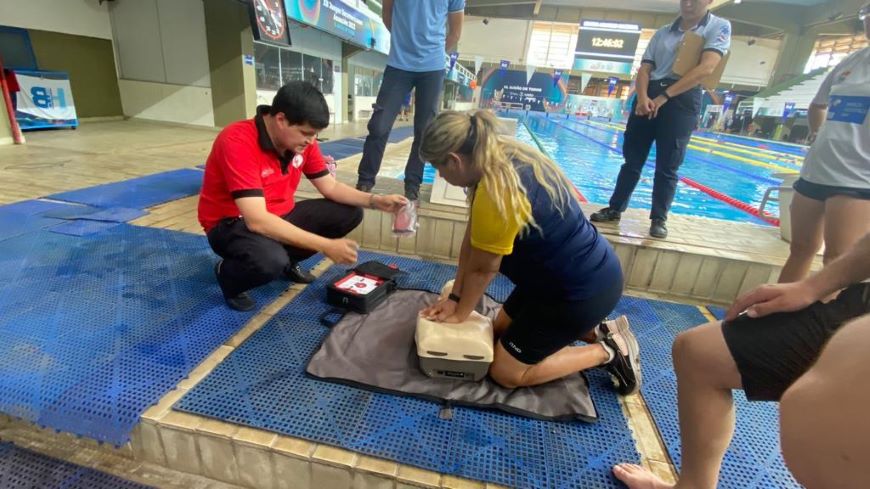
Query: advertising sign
14,70,78,130
285,0,390,54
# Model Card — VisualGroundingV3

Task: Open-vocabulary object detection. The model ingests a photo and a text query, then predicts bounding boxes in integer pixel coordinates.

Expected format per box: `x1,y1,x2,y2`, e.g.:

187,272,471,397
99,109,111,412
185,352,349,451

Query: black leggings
206,199,363,296
499,276,625,365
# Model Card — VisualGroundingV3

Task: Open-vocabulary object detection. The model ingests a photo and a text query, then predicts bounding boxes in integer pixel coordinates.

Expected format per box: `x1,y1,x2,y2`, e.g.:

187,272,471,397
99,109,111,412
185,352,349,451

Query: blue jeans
357,65,445,197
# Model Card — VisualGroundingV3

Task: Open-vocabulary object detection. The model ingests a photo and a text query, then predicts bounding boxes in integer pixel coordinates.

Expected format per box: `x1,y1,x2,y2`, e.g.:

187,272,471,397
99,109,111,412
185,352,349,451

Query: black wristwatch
448,293,461,303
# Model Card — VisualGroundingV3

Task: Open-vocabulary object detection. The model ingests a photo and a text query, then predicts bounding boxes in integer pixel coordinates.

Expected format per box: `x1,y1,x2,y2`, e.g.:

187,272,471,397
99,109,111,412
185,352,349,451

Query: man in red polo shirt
199,81,407,310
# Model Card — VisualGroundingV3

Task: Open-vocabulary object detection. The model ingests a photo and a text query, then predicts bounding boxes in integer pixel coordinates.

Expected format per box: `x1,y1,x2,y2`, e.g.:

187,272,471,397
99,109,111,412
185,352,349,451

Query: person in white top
780,2,870,282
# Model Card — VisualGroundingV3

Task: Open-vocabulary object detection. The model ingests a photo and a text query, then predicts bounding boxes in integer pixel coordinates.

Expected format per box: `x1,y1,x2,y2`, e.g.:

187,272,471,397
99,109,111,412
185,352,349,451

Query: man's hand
650,94,669,119
322,238,359,265
635,96,656,117
725,282,820,321
372,194,408,213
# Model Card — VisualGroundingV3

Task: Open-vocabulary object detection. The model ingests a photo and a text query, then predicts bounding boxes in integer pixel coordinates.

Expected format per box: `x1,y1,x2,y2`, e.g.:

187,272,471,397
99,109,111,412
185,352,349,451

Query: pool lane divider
542,117,780,226
580,119,797,172
559,118,784,186
521,118,588,203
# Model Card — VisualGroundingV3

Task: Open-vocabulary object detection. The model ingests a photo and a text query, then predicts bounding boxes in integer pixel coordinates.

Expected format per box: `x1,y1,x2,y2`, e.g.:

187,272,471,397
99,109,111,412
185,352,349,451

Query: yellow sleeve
469,183,528,255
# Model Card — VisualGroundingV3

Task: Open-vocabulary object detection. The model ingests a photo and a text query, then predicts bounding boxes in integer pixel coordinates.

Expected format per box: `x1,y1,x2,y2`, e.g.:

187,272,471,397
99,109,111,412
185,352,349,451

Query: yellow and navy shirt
470,163,621,300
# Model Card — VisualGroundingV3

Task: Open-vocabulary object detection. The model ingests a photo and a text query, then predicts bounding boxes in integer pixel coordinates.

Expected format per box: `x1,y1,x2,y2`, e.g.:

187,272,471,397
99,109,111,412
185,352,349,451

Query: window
525,22,579,69
354,67,383,97
254,42,335,94
805,34,868,73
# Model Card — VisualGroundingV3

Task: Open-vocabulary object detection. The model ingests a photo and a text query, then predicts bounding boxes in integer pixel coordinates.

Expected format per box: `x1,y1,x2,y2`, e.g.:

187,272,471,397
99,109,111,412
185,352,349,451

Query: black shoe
284,261,315,284
601,316,642,396
214,260,257,311
225,292,256,311
589,207,621,222
356,182,373,193
649,219,668,239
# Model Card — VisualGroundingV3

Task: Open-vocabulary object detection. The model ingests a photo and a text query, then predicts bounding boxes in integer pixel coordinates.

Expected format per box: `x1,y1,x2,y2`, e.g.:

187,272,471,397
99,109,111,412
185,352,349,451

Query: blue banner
481,69,566,112
499,60,510,73
285,0,391,55
723,92,735,113
553,69,563,87
448,52,459,72
607,77,618,97
782,101,796,122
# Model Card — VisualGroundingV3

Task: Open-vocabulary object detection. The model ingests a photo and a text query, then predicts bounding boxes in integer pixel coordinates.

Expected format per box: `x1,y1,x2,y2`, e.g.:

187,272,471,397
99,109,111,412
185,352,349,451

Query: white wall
119,79,214,127
285,22,344,123
110,0,210,87
458,16,533,65
348,50,388,71
721,37,781,88
0,0,112,39
109,0,213,125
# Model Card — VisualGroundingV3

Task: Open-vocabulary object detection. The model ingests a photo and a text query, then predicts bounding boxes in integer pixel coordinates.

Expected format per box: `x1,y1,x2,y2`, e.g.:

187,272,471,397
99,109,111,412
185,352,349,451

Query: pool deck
0,120,815,488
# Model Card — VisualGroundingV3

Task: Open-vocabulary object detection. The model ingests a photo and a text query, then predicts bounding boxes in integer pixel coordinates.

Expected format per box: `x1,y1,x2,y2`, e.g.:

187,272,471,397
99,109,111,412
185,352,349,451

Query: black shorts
499,277,624,365
722,283,870,401
793,178,870,201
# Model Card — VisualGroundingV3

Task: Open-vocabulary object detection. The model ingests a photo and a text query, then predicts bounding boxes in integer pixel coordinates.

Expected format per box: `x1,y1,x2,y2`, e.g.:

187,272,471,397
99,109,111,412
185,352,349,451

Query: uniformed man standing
591,0,731,238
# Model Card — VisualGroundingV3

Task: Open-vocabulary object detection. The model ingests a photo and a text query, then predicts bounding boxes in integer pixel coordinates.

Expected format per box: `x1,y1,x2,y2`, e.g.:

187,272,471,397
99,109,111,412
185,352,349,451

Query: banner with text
285,0,391,54
14,70,78,130
479,68,566,112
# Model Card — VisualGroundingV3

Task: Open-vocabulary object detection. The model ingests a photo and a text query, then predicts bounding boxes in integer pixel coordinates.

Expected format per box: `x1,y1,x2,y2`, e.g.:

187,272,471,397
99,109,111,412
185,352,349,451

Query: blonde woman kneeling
419,110,641,393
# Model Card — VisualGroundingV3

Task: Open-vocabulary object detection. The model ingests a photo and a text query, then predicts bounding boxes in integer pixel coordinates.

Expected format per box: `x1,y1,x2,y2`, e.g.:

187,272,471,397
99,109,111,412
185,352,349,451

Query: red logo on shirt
261,168,275,178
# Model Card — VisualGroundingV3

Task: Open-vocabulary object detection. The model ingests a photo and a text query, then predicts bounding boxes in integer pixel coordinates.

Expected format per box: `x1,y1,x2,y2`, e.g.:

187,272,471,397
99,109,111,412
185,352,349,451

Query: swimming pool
405,114,806,225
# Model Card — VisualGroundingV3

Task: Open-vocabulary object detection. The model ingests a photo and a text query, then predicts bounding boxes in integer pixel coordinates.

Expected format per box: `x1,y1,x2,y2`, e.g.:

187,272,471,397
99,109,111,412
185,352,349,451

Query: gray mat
307,290,598,422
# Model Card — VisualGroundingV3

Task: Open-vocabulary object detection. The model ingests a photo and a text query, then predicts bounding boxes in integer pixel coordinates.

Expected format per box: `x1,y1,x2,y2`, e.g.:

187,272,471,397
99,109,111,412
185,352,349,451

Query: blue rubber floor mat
637,303,801,488
43,206,147,223
0,442,152,489
0,223,310,445
176,251,641,489
707,305,727,320
0,200,75,242
47,169,203,209
49,220,122,237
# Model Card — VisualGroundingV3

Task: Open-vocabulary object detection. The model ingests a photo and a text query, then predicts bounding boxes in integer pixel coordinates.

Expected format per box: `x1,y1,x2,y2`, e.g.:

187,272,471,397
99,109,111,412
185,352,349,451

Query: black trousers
206,199,363,297
609,80,701,221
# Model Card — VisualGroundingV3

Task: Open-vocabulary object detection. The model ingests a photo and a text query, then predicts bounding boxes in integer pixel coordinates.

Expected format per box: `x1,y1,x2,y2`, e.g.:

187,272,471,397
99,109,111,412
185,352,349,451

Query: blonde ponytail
420,109,577,233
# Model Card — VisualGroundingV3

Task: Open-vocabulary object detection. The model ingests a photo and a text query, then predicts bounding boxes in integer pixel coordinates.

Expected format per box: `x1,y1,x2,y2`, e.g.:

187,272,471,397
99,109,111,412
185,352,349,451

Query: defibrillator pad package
392,202,418,237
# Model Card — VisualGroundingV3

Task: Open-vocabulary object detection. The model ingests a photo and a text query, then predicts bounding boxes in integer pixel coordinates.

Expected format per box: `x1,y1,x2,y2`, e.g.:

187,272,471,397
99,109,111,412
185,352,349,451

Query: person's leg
613,321,742,489
606,112,656,213
780,314,870,489
403,69,445,200
490,281,626,388
649,113,695,222
282,199,363,261
778,190,825,282
820,195,870,266
357,67,415,190
206,218,290,298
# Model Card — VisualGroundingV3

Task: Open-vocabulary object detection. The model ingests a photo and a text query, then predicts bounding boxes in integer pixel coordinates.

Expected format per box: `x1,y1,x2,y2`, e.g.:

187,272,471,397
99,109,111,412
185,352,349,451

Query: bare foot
612,463,674,489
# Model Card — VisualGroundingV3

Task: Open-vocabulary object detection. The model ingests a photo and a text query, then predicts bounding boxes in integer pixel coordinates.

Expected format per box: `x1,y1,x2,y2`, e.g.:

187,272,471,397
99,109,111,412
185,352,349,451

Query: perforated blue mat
0,223,315,445
0,442,152,489
0,200,73,242
48,169,203,209
638,304,800,488
707,305,727,320
176,251,641,488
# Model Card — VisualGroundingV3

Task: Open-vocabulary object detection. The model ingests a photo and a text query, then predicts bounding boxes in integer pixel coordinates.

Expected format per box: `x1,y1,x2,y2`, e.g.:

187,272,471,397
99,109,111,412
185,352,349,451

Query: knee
246,251,287,281
367,108,393,137
789,238,821,258
672,330,703,377
348,205,364,229
489,366,523,389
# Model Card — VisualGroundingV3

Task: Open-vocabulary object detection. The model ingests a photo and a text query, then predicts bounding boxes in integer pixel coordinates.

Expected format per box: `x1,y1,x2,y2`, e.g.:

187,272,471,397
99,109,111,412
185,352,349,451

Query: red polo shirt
198,106,330,233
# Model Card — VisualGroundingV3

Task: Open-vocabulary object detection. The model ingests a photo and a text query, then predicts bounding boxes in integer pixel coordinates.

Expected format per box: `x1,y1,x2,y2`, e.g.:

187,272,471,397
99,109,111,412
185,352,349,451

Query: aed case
326,261,401,313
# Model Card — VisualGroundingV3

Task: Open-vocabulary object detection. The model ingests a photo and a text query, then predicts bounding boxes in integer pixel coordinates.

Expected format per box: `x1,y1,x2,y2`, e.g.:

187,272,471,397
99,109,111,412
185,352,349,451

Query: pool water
403,114,806,225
